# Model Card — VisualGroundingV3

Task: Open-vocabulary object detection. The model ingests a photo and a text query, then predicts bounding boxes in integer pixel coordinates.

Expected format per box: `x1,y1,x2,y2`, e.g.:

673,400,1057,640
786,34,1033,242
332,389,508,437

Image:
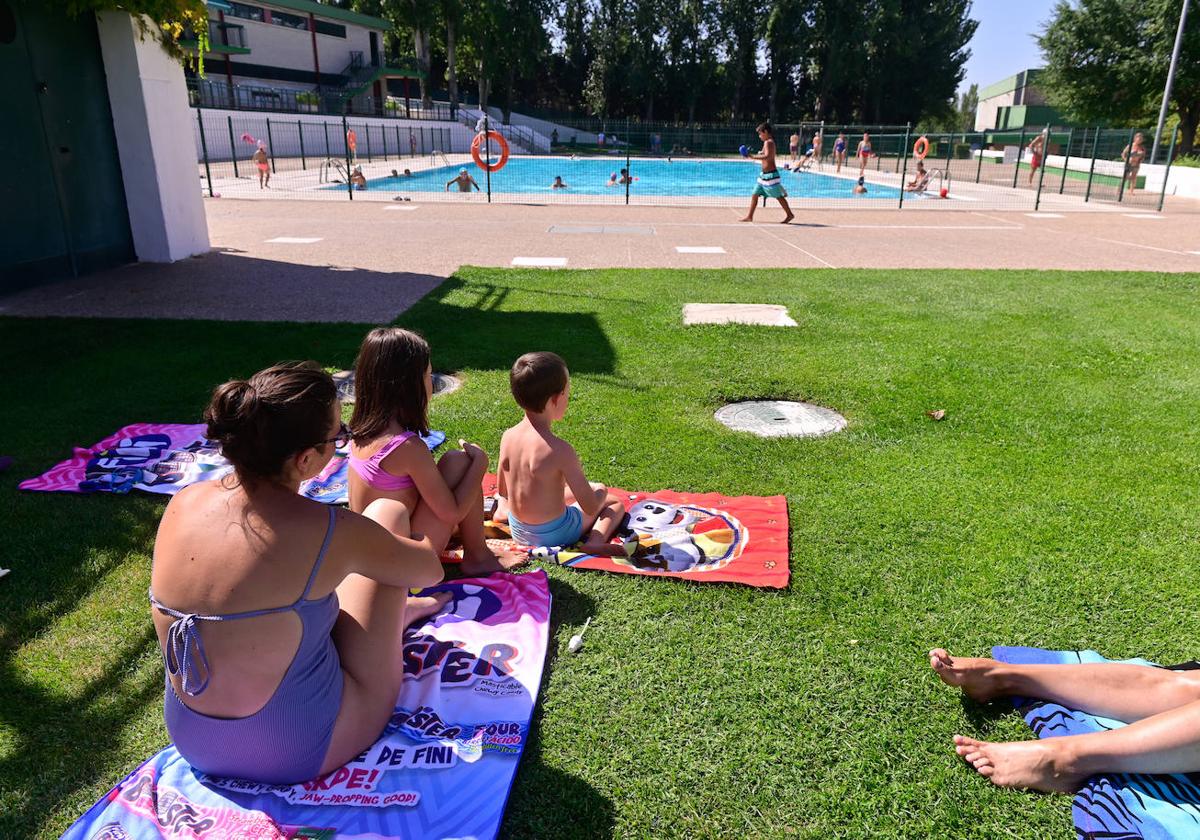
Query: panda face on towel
627,500,701,533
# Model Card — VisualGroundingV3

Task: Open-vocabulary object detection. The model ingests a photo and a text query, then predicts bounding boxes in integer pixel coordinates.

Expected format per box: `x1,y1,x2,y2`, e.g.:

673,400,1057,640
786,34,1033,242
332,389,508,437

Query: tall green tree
1039,0,1198,154
663,0,717,122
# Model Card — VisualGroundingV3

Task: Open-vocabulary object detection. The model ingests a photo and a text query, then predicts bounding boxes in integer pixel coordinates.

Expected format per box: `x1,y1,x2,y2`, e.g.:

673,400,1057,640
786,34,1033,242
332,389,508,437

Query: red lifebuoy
347,129,357,154
913,136,929,160
471,131,509,173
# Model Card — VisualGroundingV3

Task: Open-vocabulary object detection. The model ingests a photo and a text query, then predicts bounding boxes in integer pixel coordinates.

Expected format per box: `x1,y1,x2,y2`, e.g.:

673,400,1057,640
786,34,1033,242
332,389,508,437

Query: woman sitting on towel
149,362,442,785
931,648,1200,792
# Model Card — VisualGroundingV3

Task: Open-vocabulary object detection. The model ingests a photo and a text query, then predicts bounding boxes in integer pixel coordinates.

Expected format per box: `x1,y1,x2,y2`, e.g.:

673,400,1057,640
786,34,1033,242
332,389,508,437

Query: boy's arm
558,443,605,517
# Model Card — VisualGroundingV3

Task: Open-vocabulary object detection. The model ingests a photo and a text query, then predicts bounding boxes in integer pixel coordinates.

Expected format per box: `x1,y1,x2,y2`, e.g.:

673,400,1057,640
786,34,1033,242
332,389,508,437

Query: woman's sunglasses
316,422,351,450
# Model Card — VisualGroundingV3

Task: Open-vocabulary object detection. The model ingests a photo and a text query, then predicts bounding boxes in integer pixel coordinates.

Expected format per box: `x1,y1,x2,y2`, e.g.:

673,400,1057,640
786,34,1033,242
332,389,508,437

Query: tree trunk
768,58,778,123
1179,104,1197,157
645,92,654,122
446,17,458,118
413,28,432,108
477,66,490,113
503,64,514,124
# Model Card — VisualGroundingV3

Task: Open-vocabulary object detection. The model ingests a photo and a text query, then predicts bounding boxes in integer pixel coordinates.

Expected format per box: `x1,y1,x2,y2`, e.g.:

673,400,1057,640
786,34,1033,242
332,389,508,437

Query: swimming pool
333,157,904,200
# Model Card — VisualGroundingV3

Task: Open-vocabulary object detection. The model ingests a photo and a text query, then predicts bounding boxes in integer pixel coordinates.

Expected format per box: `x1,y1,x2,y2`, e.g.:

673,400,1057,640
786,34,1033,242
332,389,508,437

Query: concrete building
974,69,1065,131
186,0,420,114
2,2,208,289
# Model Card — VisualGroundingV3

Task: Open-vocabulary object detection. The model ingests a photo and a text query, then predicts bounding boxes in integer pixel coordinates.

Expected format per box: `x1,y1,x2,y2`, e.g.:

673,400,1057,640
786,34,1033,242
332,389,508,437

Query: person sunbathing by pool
931,648,1200,793
149,362,442,785
551,175,569,189
445,168,480,193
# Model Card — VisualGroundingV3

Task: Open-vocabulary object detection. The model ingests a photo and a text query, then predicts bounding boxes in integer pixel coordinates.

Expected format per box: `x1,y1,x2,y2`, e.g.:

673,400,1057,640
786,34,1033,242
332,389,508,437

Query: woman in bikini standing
1122,132,1147,195
856,132,872,175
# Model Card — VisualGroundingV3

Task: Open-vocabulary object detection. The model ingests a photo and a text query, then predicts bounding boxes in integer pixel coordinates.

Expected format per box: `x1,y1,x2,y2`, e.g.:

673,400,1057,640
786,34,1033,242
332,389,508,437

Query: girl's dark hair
204,361,337,481
349,327,431,443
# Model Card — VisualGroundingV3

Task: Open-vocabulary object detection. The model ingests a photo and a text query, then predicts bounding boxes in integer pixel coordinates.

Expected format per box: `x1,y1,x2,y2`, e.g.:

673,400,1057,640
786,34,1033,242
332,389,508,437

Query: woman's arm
337,506,442,589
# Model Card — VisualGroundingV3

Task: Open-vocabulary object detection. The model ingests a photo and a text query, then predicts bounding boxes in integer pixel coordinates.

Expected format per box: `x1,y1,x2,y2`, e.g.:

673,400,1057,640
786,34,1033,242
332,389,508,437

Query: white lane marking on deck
753,227,836,268
676,246,726,253
1189,251,1200,256
265,237,323,244
1122,213,1163,219
384,205,419,211
512,257,567,267
1092,238,1194,256
1025,213,1064,218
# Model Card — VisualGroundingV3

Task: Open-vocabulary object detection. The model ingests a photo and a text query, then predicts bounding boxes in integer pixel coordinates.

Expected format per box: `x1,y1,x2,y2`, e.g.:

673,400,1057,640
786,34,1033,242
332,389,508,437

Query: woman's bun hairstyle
204,361,337,481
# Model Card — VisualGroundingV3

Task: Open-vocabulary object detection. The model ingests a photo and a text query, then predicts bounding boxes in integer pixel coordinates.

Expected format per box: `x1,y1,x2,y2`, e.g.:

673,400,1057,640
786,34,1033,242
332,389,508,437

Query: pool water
336,157,904,199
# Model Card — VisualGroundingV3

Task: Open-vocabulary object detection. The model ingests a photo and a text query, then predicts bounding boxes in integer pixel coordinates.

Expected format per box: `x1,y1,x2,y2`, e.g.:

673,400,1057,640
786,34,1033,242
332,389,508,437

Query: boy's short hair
511,352,569,412
757,122,773,135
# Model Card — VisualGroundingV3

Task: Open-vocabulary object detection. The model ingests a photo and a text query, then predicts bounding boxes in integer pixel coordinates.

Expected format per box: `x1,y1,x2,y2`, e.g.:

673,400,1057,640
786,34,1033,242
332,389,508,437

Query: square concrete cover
683,303,797,327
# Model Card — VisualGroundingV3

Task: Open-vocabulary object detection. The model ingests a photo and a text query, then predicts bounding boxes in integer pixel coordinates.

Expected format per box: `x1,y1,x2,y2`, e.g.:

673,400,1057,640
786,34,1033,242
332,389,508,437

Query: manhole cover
714,400,846,438
332,370,461,404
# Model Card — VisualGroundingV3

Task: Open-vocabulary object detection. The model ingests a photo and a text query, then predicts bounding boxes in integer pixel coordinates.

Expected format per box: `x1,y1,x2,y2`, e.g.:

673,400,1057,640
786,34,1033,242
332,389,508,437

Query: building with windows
974,69,1065,131
185,0,421,114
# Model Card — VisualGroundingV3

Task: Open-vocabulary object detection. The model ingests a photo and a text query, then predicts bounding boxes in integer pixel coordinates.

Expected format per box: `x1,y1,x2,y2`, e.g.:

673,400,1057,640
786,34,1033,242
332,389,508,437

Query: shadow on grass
398,277,617,376
501,574,614,839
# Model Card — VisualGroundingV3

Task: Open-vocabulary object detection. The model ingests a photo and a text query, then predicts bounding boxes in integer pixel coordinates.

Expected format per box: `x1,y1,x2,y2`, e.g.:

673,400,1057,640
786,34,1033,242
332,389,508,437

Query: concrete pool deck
1,197,1197,323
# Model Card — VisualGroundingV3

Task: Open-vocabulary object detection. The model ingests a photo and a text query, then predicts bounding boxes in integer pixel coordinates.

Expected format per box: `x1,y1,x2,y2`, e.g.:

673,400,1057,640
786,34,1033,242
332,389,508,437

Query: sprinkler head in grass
568,617,592,654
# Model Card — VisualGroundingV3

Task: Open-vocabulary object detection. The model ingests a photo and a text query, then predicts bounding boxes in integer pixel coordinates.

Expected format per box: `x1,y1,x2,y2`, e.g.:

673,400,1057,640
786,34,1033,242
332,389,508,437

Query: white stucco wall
210,8,379,82
96,12,209,262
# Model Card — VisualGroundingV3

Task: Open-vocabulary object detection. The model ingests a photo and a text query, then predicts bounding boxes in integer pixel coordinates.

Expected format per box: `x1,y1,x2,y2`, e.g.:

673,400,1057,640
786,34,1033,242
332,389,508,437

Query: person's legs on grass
419,449,523,574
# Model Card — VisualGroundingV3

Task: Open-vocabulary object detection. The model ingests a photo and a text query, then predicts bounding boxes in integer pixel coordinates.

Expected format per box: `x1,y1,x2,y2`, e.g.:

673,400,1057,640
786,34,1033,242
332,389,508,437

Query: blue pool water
331,157,903,199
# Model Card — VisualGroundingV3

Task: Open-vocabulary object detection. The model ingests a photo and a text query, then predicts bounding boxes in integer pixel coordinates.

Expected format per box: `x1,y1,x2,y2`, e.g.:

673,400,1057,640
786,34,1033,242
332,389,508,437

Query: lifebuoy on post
913,135,929,160
471,130,509,173
347,129,358,155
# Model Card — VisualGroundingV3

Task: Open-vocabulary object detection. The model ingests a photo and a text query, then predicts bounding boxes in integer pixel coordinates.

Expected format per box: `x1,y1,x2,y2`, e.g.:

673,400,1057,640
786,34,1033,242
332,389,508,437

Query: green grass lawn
2,266,1199,838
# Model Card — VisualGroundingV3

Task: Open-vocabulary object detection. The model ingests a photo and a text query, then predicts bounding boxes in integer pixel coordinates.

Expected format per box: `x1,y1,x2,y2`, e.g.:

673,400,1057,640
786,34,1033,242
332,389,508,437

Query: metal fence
188,78,459,122
194,111,1181,213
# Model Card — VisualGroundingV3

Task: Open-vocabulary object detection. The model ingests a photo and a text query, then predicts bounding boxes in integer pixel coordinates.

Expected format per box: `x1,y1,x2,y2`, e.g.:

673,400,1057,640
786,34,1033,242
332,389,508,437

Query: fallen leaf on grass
925,409,946,421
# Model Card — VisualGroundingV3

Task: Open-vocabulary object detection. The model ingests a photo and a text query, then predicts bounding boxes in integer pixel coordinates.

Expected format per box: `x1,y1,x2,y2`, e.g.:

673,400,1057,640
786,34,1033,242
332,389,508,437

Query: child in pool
552,175,569,189
497,352,624,550
347,327,523,575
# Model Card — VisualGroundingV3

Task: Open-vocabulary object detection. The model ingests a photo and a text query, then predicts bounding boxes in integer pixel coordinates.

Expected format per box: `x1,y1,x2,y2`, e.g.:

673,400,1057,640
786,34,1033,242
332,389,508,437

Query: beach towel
993,645,1200,839
63,571,550,840
467,475,788,588
19,423,445,505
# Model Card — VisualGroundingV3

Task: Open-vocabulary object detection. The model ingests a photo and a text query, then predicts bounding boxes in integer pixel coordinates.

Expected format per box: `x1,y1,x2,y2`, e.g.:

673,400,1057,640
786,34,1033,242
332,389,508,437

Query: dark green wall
0,0,134,291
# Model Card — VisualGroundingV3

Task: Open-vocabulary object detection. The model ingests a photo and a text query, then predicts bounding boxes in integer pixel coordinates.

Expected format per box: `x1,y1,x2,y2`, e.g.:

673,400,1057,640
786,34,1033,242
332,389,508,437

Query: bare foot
929,649,1009,703
953,735,1084,793
780,214,794,224
405,591,452,628
460,544,527,575
738,216,754,223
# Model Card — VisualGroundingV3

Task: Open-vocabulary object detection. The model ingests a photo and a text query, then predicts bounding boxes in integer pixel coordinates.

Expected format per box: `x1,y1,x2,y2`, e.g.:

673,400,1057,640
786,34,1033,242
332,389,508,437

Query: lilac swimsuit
149,506,344,784
348,432,417,490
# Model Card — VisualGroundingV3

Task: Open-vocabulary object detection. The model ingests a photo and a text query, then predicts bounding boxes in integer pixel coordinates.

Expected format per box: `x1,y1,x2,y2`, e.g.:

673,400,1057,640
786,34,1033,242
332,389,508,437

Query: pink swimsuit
348,432,417,490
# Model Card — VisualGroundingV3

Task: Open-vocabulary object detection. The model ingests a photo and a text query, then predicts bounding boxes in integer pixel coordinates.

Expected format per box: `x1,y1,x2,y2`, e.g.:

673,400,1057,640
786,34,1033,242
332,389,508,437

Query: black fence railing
187,78,459,122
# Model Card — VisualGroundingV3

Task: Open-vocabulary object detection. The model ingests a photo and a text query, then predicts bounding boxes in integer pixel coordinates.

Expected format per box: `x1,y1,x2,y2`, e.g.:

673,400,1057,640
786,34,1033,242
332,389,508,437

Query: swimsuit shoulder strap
298,505,337,601
373,431,417,462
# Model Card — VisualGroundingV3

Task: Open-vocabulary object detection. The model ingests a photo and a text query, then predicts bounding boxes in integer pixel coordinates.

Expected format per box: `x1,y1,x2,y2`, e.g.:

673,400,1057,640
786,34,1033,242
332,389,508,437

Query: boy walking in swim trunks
497,352,624,550
740,122,794,224
252,144,270,189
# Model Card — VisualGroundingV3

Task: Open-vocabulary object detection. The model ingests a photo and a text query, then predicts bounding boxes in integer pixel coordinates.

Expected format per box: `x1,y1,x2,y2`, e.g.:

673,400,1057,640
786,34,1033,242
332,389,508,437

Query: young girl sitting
347,327,523,578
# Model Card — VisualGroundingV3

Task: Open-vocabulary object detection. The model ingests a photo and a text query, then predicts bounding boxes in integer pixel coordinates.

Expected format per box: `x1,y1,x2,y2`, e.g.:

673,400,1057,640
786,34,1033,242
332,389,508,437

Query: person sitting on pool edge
551,175,569,189
446,168,480,193
740,122,794,224
497,352,625,553
905,162,931,192
350,165,368,190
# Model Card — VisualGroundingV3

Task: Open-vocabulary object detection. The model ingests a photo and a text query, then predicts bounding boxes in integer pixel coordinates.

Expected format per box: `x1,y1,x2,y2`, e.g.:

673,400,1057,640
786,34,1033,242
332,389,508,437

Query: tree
1039,0,1198,154
442,0,461,116
957,82,979,132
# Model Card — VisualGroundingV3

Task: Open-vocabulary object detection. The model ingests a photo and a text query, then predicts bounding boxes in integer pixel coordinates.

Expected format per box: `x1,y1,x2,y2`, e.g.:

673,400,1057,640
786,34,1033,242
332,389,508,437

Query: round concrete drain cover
332,371,461,403
714,400,846,438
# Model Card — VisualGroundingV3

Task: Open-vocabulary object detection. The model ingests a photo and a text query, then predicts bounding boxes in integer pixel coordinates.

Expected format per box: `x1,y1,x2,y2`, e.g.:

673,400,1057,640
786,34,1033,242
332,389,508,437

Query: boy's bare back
498,419,575,525
759,138,777,173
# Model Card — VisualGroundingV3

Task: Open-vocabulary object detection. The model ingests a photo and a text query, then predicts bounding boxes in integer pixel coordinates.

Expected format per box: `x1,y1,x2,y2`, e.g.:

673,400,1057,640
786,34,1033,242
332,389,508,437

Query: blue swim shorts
508,505,585,548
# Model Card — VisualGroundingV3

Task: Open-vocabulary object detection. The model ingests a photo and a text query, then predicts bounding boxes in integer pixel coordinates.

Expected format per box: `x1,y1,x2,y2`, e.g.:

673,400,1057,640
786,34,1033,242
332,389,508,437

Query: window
271,10,307,30
227,2,263,22
314,19,345,38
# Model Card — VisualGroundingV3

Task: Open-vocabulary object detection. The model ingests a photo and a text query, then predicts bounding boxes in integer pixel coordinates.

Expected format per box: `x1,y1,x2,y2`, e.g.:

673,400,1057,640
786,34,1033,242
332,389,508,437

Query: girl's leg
954,698,1200,792
930,649,1200,722
410,450,522,573
320,499,422,774
362,497,450,628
